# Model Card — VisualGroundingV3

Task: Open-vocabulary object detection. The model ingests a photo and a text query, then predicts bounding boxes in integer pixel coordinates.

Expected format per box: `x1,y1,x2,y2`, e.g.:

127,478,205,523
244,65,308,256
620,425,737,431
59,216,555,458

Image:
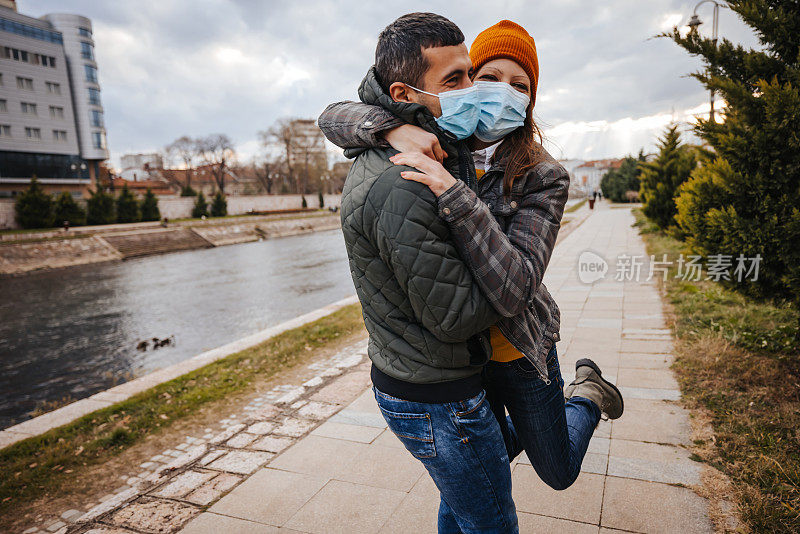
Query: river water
0,229,355,430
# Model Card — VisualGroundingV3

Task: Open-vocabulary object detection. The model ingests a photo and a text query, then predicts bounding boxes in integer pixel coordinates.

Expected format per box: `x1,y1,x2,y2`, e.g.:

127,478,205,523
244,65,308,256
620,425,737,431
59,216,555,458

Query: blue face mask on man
474,81,530,143
407,84,480,140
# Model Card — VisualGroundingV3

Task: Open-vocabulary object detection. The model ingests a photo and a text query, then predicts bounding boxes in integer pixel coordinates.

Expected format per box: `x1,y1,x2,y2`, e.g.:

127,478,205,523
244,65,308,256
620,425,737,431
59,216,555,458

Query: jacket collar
346,66,462,161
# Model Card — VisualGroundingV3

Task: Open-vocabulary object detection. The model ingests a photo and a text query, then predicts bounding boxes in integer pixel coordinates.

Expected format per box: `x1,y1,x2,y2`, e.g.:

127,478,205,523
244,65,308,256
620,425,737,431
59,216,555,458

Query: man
335,12,518,534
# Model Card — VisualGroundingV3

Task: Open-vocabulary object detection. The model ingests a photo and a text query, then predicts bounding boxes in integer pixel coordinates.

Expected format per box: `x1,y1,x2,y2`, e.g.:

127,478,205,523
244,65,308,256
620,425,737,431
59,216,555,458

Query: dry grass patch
634,209,800,533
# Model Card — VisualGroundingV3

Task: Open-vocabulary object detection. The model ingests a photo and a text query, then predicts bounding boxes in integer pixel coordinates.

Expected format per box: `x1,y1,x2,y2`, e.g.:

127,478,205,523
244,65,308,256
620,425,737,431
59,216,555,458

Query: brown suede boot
564,358,624,419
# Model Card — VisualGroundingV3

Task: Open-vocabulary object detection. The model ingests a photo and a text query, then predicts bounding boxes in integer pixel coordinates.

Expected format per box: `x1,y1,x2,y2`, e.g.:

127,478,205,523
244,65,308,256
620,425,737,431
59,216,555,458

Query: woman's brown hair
492,103,546,198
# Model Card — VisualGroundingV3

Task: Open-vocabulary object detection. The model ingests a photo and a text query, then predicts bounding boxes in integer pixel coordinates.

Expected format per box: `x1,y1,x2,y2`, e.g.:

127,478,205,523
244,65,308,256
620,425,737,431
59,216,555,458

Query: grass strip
632,209,799,533
0,302,364,518
564,199,587,213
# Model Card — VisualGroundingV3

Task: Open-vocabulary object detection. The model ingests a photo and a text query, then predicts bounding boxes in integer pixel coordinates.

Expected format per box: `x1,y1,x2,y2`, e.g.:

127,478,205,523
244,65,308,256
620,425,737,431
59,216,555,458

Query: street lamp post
688,0,723,123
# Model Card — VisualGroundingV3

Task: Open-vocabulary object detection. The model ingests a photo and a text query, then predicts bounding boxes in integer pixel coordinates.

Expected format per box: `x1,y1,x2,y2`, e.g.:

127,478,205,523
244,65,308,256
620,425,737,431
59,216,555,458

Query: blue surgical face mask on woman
474,80,531,143
407,84,480,140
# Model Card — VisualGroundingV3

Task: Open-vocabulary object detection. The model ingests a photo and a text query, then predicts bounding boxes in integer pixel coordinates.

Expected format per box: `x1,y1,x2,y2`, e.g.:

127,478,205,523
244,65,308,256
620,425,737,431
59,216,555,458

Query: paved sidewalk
63,203,714,534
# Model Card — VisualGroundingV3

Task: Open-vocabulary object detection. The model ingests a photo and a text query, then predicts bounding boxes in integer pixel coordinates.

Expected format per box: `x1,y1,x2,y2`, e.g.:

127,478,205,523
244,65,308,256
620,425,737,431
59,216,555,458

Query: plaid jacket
318,102,569,381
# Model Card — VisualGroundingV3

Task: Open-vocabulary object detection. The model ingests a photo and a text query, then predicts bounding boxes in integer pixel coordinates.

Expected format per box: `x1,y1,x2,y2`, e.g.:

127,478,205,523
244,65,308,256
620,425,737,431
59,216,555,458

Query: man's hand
390,152,457,197
382,125,446,164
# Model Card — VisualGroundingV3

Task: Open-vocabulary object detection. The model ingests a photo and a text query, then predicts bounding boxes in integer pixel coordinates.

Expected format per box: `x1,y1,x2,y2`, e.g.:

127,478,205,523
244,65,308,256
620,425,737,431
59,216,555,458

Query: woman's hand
389,151,458,197
382,125,446,163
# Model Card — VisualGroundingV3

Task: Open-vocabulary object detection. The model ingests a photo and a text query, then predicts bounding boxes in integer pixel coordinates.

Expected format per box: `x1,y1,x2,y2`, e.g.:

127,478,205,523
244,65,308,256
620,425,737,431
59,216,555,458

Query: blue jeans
483,345,601,490
373,387,518,534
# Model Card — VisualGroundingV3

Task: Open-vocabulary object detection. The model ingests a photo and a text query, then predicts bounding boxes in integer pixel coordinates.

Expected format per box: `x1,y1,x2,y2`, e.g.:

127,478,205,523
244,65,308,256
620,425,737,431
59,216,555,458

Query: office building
0,0,108,197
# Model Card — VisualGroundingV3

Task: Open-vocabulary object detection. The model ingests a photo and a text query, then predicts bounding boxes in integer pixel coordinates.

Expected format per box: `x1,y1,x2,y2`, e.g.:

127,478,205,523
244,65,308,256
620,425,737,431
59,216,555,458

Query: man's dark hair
375,12,464,93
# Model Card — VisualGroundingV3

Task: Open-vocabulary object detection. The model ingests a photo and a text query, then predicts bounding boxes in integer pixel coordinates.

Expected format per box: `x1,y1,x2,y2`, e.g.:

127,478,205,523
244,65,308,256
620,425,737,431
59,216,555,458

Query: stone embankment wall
0,235,122,274
0,194,341,230
0,214,341,275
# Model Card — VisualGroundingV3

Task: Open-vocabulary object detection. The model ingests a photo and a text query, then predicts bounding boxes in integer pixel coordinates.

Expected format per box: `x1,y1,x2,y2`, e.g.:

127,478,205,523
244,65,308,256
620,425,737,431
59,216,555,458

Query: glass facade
84,64,98,83
91,109,103,127
92,131,106,149
80,41,94,60
88,88,101,105
0,152,90,179
0,17,63,44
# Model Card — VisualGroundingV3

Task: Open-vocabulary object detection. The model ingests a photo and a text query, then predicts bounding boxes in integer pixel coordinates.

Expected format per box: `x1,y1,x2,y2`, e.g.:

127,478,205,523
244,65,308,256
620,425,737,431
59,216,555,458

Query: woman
318,19,623,491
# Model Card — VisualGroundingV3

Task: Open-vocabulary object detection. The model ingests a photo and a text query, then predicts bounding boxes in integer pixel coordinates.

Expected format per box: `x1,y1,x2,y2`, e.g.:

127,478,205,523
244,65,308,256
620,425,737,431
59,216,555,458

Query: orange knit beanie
470,20,539,105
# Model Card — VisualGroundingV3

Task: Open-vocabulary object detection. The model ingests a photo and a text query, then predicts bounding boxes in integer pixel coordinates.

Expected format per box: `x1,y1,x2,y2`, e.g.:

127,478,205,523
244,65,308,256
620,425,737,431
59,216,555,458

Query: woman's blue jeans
484,345,601,490
373,386,518,534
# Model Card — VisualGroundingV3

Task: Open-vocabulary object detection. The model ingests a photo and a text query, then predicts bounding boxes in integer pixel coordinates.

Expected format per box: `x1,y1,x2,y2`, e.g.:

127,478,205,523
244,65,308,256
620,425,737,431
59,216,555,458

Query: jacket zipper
496,321,552,385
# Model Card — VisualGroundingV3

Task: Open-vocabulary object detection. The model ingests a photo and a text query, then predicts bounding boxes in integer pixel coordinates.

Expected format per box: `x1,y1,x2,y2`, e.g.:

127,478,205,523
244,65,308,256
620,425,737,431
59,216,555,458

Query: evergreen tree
14,176,55,229
115,184,141,223
180,185,197,197
140,188,161,221
318,190,325,208
301,195,308,208
600,152,645,202
638,125,696,229
53,192,86,226
668,0,800,304
86,188,116,225
211,191,227,217
192,192,209,218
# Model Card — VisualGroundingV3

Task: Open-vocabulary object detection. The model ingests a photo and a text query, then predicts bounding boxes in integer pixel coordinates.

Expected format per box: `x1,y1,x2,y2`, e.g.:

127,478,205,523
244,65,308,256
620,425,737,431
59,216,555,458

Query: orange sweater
475,167,524,363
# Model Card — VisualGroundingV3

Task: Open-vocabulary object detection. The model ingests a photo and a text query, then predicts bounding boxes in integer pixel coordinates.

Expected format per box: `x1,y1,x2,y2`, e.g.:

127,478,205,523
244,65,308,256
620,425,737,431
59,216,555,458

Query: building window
84,64,98,83
50,106,65,119
2,47,55,67
21,102,37,115
88,88,101,105
91,109,104,127
25,127,41,139
80,41,94,60
46,81,61,94
0,73,3,85
16,76,34,90
0,125,10,137
0,17,64,44
53,129,67,142
92,131,106,149
79,27,92,37
0,99,6,112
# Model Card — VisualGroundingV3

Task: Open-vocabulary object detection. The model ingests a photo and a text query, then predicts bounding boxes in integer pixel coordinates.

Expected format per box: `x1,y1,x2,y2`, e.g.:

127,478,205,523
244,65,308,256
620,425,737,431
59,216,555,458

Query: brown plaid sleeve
436,161,569,317
317,101,404,149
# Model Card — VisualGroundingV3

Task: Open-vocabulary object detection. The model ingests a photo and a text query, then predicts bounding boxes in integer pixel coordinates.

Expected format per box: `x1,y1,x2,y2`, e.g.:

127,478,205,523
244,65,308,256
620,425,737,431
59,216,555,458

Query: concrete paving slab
611,406,691,446
336,443,425,491
512,464,604,524
377,474,439,534
617,368,680,390
310,420,384,443
209,468,328,527
284,480,407,534
601,477,713,533
181,513,281,534
268,435,368,479
518,513,600,533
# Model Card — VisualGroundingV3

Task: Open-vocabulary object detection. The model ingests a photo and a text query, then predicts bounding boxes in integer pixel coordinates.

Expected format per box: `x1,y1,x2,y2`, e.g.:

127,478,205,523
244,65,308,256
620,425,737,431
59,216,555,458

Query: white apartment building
0,0,108,197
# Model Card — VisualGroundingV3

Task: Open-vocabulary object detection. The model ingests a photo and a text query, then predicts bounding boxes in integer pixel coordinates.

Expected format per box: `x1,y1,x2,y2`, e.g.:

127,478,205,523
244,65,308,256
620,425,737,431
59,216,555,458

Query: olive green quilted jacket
340,67,501,384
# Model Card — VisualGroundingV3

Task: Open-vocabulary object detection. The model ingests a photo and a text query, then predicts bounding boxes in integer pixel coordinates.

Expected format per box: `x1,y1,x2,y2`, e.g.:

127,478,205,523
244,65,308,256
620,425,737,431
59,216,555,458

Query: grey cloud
19,0,762,163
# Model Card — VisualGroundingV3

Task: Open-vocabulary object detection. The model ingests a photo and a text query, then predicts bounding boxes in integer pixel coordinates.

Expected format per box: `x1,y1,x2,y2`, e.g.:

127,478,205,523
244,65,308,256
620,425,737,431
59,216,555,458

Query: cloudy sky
20,0,760,167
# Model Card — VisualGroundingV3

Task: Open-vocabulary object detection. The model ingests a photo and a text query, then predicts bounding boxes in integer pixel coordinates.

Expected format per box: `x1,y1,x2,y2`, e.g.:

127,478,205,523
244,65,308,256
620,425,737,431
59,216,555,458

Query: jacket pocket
374,392,436,458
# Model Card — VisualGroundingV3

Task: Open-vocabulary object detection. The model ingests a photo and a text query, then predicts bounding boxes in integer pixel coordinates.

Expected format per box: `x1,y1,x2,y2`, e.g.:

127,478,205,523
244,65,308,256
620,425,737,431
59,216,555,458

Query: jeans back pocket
375,394,436,458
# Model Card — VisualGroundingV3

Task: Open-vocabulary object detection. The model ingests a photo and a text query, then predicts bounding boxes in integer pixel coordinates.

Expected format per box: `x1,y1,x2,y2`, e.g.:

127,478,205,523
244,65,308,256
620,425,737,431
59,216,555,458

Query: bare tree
165,136,196,191
195,134,235,193
263,119,297,193
261,119,327,194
